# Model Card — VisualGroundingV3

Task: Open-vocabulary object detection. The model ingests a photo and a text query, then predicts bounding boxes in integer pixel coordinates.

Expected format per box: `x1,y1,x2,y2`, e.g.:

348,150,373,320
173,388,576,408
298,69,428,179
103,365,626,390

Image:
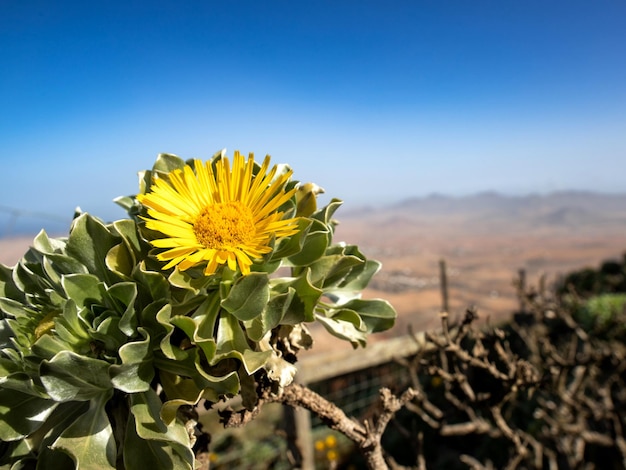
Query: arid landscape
328,191,626,347
1,191,625,352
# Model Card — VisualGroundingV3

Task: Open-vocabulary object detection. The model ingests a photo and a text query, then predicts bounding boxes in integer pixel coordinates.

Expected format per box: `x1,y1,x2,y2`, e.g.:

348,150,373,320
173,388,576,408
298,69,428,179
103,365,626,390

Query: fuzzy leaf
271,269,322,324
315,313,368,348
245,289,295,341
61,274,103,308
339,298,397,333
109,329,153,393
127,388,194,469
286,219,330,266
51,393,116,470
40,351,112,402
0,390,57,441
66,214,120,282
221,272,269,321
214,313,271,375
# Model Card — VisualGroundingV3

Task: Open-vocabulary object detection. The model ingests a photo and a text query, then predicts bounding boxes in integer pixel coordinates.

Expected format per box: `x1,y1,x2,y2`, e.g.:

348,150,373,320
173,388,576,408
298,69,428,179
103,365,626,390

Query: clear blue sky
1,0,625,234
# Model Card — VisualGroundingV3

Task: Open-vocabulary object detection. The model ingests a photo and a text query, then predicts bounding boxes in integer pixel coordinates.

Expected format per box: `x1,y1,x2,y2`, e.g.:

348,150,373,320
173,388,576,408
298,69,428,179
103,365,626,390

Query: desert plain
1,191,624,353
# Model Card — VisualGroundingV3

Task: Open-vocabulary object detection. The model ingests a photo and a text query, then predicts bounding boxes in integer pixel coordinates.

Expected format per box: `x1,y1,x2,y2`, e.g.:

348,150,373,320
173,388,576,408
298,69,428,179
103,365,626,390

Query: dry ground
2,212,624,354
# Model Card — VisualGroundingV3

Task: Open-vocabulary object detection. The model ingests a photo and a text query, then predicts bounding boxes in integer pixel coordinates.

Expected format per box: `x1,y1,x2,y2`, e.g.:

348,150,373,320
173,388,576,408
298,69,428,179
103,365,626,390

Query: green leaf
113,195,135,213
32,230,66,255
167,266,214,296
169,300,219,363
41,252,89,293
245,289,295,341
339,298,397,333
214,313,271,375
127,388,194,469
0,263,24,302
0,438,35,467
220,272,270,321
61,274,103,308
105,282,138,336
308,254,364,288
66,214,121,282
271,269,322,324
286,219,330,266
0,297,36,319
133,261,170,303
105,243,133,278
40,351,112,401
159,376,205,426
0,372,43,396
270,218,313,260
109,329,154,393
152,153,186,174
53,299,91,347
0,390,57,441
123,416,192,470
12,259,46,299
335,259,381,291
112,219,144,260
312,198,343,225
51,393,116,470
30,334,73,361
315,313,368,348
31,401,90,469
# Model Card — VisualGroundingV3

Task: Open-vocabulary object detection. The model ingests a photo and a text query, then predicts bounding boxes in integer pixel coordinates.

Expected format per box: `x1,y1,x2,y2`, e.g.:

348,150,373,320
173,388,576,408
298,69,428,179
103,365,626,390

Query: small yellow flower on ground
138,151,300,275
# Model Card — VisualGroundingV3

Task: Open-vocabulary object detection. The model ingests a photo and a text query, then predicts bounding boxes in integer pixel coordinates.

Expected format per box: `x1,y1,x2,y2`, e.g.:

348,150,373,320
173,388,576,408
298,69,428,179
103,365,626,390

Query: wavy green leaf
112,219,143,255
315,313,368,348
32,230,66,255
0,390,57,441
312,198,342,227
128,388,194,469
221,272,270,321
66,214,121,283
61,274,103,308
245,289,295,341
270,218,314,260
214,313,271,375
51,393,116,470
109,329,153,393
286,219,330,266
308,254,363,288
40,351,112,402
105,243,133,278
339,298,397,333
272,269,322,324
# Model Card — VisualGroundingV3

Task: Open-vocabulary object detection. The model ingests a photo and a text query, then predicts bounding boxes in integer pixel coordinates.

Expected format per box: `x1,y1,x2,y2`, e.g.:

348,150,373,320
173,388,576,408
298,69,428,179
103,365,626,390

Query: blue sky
1,1,625,234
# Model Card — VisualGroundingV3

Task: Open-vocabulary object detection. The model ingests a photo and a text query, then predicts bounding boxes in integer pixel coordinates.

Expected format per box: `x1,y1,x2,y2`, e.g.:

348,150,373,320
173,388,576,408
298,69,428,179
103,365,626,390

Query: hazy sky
1,1,625,234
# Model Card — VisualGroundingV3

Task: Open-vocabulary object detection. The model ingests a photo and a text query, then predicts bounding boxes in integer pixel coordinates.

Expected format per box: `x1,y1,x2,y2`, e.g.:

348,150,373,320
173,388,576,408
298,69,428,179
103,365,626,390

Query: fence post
518,268,527,313
439,259,449,314
282,404,314,469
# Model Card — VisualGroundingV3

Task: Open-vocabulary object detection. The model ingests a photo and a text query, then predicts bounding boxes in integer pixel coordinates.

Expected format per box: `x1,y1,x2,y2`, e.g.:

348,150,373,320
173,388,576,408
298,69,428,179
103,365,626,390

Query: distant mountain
343,191,626,234
392,190,626,214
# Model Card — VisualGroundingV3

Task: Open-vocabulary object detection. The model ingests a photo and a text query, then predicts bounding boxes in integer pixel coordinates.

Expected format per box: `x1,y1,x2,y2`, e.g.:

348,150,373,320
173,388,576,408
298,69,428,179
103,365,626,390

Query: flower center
193,202,255,249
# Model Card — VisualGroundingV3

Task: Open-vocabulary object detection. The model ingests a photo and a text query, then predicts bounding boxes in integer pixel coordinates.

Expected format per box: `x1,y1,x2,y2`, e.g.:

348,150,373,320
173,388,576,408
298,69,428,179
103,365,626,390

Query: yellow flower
138,151,300,276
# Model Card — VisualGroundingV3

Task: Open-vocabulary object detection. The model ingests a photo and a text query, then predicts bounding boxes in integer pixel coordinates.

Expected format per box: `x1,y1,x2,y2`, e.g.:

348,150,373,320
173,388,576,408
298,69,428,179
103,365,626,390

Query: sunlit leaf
221,272,269,321
40,351,112,402
51,393,116,470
